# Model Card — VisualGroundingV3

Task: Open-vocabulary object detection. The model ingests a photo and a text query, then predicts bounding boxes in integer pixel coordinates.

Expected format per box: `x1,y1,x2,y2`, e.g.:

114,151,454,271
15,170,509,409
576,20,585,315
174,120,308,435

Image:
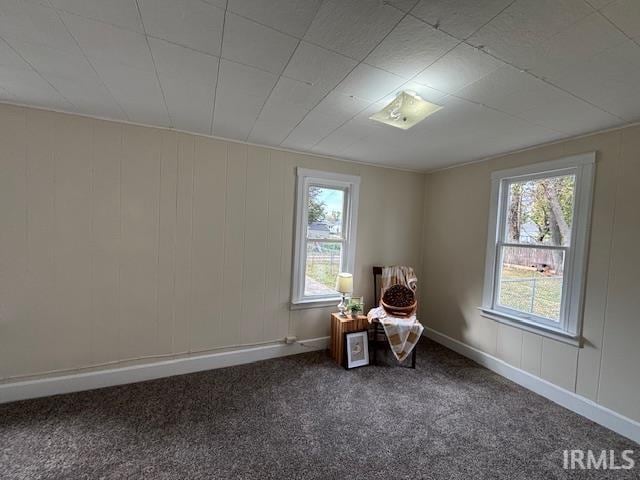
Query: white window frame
480,153,596,345
291,168,360,308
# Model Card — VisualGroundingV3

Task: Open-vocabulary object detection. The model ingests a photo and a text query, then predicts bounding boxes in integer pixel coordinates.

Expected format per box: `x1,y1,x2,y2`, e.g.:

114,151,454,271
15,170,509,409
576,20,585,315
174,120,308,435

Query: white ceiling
1,0,639,171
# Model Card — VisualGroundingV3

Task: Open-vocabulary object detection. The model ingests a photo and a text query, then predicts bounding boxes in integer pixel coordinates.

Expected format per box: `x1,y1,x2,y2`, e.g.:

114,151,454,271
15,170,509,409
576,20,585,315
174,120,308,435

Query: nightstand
330,312,369,366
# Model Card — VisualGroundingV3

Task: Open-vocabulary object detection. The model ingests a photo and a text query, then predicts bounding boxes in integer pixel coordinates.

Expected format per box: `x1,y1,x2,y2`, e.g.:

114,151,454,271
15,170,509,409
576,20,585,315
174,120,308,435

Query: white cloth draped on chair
367,266,423,362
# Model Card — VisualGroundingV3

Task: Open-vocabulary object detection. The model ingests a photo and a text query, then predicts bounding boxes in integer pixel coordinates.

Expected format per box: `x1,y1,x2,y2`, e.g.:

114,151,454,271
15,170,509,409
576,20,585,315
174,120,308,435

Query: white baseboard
0,337,329,404
424,327,640,444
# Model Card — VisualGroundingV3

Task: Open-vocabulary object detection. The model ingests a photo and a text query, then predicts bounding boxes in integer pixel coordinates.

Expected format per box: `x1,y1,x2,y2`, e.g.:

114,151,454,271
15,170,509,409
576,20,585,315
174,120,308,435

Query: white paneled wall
0,104,425,381
421,124,640,423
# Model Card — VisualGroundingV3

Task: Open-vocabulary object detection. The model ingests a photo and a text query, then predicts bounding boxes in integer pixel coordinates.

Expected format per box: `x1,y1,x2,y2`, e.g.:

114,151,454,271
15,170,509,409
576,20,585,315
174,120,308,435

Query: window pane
504,174,575,246
307,185,345,240
305,242,342,296
497,246,565,321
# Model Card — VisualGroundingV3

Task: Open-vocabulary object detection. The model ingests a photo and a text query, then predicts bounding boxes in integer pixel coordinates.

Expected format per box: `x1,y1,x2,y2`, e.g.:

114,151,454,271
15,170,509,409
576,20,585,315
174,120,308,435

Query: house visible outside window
291,168,360,306
481,153,595,343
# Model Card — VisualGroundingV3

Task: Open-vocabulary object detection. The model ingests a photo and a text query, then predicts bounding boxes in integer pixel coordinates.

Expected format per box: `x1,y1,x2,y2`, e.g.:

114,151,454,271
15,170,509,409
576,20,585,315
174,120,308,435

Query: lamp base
337,295,348,317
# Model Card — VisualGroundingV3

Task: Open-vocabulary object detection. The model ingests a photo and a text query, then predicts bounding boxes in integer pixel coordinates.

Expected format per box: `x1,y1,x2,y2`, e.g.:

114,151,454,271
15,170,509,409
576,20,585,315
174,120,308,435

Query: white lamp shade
335,272,353,294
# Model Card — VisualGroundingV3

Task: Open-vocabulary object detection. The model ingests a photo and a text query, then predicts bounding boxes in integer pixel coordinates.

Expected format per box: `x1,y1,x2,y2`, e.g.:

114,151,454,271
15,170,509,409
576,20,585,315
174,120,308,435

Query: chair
370,266,417,368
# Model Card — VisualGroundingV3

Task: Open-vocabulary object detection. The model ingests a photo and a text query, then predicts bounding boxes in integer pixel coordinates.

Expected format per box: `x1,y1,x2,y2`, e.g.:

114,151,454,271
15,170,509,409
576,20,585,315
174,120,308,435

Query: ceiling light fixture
369,91,442,130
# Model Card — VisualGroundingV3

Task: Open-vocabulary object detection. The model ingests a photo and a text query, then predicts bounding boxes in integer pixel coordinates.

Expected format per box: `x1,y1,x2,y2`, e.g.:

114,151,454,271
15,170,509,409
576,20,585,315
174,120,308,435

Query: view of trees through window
304,185,345,296
498,174,576,321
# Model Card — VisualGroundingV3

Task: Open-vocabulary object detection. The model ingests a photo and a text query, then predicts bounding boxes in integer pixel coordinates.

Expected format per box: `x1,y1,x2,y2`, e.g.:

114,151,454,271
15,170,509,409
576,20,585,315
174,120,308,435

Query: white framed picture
344,330,369,369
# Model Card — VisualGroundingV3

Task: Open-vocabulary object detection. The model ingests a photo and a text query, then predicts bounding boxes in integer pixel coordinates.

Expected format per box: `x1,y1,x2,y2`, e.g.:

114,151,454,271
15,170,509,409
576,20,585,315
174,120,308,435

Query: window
481,153,595,343
292,168,360,306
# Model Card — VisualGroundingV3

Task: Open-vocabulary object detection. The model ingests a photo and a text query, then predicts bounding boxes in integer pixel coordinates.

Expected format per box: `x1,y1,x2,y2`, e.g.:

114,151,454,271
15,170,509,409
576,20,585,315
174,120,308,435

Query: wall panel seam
261,151,272,341
187,139,196,353
170,137,179,354
239,150,249,344
220,144,230,346
89,122,96,365
155,135,162,355
594,132,623,402
116,126,123,361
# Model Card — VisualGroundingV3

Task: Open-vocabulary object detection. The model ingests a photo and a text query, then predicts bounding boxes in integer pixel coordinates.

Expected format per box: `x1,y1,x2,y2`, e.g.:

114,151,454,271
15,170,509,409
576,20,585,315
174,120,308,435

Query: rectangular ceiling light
369,91,442,130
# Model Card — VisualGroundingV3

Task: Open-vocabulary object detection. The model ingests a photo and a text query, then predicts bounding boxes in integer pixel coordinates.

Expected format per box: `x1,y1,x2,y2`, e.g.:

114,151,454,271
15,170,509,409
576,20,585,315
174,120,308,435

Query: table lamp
335,272,353,317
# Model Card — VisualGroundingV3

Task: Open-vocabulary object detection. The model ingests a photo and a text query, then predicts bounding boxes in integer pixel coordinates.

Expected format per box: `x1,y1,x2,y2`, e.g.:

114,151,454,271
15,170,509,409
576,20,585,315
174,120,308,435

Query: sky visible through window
317,188,343,214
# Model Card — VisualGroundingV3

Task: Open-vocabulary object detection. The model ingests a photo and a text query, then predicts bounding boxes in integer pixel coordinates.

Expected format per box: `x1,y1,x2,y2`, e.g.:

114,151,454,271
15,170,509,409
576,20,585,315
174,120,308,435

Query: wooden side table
330,312,369,366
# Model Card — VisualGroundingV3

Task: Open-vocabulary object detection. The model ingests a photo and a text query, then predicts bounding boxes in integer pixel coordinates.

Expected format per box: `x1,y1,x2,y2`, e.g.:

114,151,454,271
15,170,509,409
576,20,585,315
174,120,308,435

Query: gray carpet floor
1,339,637,480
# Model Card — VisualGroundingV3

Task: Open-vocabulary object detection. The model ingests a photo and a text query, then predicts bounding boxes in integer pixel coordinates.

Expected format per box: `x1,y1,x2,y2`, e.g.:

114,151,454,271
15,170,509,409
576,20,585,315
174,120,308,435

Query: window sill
290,298,340,311
479,308,582,347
